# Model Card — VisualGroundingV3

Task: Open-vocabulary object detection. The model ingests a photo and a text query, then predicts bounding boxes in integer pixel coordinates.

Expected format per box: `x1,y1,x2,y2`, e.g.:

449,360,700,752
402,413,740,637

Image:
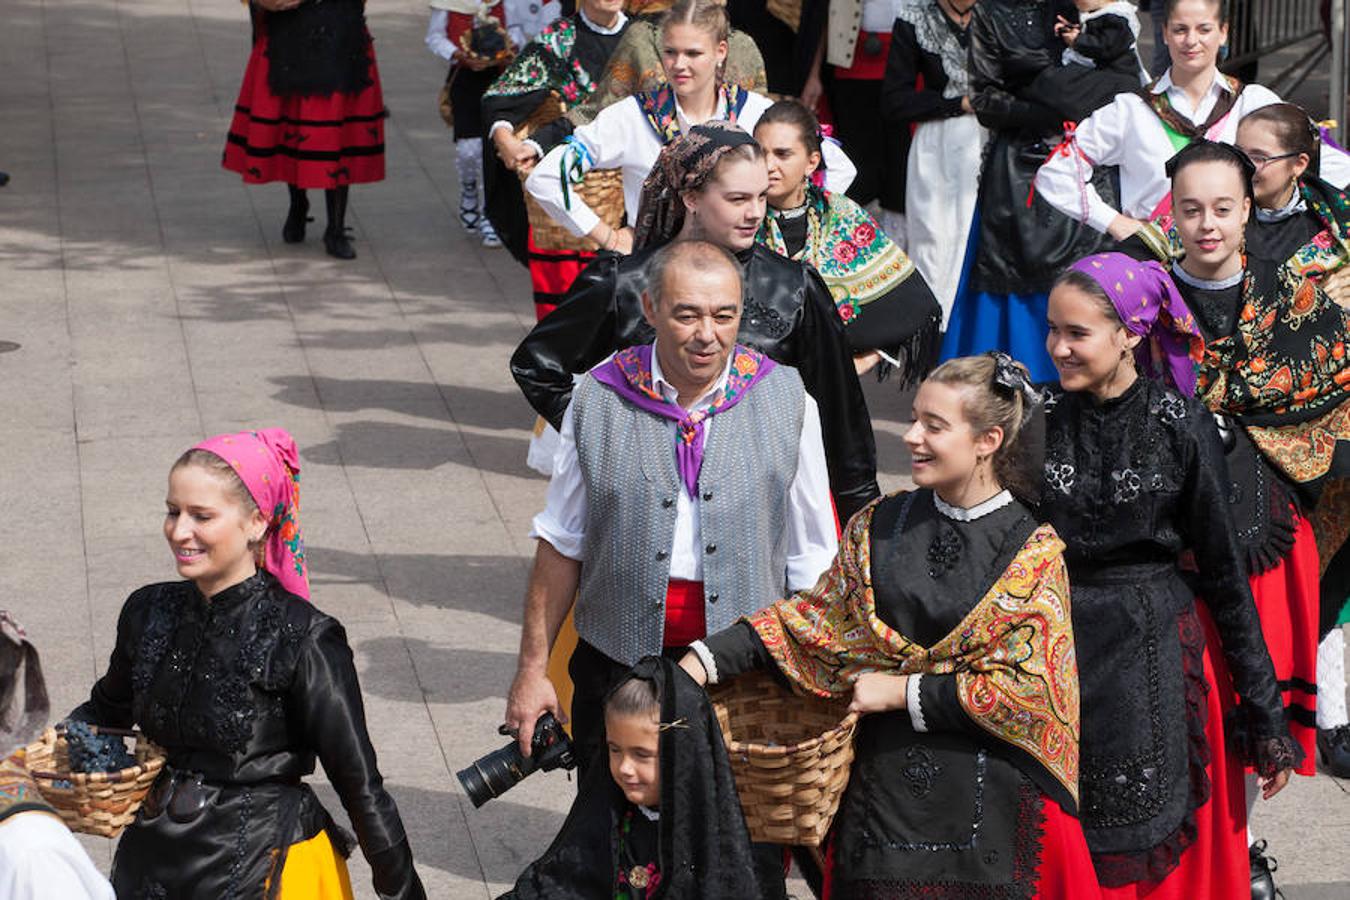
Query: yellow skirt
547,610,580,734
277,829,355,900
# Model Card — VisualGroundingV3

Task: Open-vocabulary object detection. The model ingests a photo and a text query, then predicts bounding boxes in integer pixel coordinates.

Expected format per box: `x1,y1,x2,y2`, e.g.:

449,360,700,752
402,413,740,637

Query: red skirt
528,229,595,322
1244,514,1319,775
222,32,385,189
1100,603,1249,900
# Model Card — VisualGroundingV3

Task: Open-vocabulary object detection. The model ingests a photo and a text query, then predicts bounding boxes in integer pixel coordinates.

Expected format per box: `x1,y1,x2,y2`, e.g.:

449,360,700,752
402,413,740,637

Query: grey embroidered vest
571,363,805,665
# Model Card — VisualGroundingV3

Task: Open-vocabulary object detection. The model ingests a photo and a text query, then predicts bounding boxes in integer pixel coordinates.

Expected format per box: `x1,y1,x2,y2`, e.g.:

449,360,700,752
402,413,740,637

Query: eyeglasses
1244,151,1301,169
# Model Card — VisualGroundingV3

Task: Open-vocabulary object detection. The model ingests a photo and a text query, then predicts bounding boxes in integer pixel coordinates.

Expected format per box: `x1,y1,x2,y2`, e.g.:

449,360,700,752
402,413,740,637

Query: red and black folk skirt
222,28,385,189
1243,514,1320,775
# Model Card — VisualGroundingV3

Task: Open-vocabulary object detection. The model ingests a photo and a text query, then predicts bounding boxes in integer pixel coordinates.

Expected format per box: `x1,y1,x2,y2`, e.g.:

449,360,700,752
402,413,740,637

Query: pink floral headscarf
192,429,309,600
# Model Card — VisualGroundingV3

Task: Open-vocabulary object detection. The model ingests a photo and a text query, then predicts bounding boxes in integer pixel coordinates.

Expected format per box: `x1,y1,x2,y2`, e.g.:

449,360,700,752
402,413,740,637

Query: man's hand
848,671,908,715
505,668,564,756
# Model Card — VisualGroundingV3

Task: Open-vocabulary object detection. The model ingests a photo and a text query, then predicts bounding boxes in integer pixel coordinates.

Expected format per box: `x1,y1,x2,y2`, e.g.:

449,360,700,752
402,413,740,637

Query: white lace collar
1255,189,1307,224
637,803,660,821
933,489,1013,522
1172,262,1244,291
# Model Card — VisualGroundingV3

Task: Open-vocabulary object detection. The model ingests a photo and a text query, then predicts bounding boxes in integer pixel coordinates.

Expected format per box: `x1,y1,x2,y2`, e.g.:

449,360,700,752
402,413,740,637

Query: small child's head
604,676,662,808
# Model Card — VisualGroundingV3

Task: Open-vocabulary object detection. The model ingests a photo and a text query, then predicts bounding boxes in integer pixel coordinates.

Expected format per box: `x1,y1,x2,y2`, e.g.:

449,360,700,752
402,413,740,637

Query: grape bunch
63,720,136,773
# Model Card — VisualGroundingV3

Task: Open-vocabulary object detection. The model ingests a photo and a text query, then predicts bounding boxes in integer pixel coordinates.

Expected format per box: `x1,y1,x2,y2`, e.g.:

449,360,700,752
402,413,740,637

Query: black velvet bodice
869,490,1035,646
1246,206,1322,274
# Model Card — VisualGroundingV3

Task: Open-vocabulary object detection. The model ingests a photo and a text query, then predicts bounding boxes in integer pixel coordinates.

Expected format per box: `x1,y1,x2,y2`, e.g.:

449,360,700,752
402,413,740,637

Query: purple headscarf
1067,253,1206,396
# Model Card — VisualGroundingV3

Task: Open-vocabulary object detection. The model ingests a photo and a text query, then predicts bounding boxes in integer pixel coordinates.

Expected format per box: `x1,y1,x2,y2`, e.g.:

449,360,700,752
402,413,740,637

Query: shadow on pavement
302,420,531,477
311,546,528,622
271,375,531,432
356,636,516,704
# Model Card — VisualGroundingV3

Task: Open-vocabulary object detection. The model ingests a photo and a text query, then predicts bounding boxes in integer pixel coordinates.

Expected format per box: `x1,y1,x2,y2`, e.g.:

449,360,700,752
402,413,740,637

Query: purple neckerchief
1069,252,1205,396
590,343,775,497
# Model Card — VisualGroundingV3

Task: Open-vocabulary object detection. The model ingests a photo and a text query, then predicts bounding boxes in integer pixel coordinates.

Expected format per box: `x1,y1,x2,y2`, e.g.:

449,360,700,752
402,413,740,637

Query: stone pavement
0,1,1345,897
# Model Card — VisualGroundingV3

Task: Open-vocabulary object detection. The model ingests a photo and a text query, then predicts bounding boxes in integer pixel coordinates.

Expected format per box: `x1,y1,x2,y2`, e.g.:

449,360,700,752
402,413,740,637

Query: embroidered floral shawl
483,15,595,105
744,497,1081,804
757,183,915,325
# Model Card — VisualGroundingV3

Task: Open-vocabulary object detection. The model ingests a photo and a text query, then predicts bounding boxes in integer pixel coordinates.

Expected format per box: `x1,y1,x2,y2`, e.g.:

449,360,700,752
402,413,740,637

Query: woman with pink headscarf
70,429,425,900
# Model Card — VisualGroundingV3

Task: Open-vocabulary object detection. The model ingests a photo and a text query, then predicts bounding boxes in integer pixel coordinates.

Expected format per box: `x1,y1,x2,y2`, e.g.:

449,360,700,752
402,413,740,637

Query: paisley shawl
744,496,1080,804
756,183,915,325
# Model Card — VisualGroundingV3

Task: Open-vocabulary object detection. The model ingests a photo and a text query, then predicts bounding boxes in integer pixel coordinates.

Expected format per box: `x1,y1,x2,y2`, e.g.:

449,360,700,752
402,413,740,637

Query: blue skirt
939,209,1058,382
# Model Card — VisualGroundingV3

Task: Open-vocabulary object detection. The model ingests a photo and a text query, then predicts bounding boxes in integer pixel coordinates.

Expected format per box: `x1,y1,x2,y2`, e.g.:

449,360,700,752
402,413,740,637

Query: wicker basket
517,95,625,252
709,670,858,846
23,726,166,838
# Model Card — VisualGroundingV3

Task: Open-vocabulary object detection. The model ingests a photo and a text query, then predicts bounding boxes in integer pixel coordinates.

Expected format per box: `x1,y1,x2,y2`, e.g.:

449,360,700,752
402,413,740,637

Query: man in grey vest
503,239,838,772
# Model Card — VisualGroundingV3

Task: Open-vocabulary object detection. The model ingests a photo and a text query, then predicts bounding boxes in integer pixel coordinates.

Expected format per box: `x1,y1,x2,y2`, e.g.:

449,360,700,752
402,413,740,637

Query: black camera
456,713,576,808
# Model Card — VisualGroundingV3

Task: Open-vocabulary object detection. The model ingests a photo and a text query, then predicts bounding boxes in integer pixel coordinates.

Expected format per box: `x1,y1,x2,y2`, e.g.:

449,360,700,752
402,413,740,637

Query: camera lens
456,743,534,808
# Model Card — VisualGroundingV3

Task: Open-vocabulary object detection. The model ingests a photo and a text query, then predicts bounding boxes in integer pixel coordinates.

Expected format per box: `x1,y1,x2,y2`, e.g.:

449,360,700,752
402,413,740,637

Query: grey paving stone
1,1,1346,898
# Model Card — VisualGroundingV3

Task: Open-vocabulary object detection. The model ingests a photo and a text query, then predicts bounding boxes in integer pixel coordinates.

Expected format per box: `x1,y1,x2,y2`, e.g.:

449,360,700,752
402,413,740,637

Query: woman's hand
848,672,908,715
1321,266,1350,309
678,651,709,687
1107,214,1146,242
494,131,539,173
853,351,882,376
1258,767,1291,800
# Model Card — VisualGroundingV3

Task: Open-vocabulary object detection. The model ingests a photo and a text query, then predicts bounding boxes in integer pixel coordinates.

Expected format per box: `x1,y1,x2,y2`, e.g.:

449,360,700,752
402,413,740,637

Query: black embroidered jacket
1040,378,1298,883
72,573,424,900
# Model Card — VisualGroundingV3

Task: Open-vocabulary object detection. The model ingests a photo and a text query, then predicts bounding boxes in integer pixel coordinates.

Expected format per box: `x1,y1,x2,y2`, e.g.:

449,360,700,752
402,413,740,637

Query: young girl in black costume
499,657,765,899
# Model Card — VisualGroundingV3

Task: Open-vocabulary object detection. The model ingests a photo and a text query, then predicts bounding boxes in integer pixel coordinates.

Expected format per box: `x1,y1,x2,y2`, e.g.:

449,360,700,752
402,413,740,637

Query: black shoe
323,226,356,260
283,193,311,243
1318,723,1350,777
1249,839,1280,900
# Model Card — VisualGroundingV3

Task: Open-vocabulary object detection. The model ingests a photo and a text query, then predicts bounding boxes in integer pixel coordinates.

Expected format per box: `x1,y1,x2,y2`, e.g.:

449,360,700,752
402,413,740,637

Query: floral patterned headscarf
192,429,309,600
633,121,760,249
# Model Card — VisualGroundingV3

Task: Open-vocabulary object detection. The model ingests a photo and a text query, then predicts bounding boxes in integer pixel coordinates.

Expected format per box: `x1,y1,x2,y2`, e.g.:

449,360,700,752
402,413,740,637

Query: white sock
1317,625,1348,729
1245,774,1260,847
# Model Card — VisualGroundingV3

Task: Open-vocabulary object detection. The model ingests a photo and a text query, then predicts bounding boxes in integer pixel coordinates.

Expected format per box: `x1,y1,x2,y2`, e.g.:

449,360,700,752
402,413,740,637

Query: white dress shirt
427,2,563,61
425,10,457,62
530,345,839,591
1034,70,1350,233
525,90,857,238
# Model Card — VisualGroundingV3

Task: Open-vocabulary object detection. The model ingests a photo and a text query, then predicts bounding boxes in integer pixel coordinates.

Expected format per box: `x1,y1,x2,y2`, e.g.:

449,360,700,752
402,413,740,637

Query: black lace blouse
1040,379,1296,879
72,573,424,900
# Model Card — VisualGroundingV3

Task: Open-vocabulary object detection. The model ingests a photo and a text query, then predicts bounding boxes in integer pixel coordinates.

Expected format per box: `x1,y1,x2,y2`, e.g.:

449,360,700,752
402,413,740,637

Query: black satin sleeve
700,620,773,682
69,588,146,729
792,267,882,522
294,620,426,900
1181,407,1302,775
968,4,1061,135
881,19,964,126
1071,16,1135,65
915,674,983,737
509,254,624,429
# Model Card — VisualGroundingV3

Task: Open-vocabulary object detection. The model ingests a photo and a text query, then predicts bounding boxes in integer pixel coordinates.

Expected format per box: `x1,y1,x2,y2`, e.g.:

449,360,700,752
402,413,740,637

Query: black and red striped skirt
222,31,385,189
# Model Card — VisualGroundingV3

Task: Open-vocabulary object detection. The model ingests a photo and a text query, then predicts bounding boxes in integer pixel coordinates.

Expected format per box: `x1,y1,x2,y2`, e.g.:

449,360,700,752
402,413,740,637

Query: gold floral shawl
745,497,1081,804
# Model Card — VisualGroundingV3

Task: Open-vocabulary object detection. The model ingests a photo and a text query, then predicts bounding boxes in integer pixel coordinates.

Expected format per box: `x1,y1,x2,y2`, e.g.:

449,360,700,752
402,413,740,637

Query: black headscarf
632,122,761,251
498,656,764,899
